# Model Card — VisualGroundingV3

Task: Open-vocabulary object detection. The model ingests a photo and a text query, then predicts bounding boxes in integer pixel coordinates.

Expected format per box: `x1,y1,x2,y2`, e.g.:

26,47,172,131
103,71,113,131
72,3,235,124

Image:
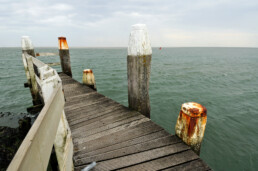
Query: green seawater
0,47,258,171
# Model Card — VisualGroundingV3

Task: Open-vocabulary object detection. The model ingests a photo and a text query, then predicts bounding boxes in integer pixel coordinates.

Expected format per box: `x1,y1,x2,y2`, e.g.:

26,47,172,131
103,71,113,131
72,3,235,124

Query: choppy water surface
0,47,258,170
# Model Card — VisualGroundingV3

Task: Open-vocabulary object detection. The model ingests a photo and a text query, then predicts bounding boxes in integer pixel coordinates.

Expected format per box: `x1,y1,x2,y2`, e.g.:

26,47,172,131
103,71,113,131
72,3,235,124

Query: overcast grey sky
0,0,258,47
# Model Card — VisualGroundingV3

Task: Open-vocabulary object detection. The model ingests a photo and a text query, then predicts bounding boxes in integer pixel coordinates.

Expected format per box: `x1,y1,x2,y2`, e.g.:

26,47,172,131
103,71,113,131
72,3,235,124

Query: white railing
7,53,73,171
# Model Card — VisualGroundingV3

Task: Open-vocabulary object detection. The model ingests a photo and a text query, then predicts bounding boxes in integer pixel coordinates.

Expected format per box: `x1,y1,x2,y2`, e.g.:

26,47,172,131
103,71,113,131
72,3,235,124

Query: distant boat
159,47,162,50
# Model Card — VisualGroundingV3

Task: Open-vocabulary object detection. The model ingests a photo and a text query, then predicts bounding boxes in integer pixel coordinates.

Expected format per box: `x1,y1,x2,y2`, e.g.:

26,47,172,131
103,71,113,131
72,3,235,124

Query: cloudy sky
0,0,258,47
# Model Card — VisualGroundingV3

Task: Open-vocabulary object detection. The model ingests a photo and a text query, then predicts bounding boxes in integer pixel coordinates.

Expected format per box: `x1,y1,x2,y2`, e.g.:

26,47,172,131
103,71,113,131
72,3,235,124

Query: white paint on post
21,36,34,50
128,24,152,56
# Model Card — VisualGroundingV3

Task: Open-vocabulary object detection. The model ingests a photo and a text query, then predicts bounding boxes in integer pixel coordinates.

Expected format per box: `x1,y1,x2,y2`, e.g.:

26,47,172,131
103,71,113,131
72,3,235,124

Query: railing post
21,36,35,57
21,36,41,106
82,69,97,90
175,102,207,155
58,37,72,77
26,55,41,105
127,24,152,118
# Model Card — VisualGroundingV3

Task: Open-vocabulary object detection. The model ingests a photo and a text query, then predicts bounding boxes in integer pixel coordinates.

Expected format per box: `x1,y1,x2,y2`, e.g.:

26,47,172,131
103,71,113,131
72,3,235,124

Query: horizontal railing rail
8,52,73,171
7,83,64,170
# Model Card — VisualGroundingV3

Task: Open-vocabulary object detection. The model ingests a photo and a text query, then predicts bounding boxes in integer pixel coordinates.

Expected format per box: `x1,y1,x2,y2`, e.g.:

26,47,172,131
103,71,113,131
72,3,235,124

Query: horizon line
0,46,258,48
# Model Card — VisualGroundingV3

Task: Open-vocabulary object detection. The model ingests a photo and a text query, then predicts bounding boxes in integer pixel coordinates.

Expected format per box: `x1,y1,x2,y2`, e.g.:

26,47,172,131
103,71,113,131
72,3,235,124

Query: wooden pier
8,25,211,171
59,73,211,171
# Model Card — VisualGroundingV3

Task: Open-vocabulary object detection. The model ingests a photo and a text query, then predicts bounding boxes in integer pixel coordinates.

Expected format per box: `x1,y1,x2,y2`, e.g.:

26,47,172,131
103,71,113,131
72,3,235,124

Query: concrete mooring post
175,102,207,155
127,24,152,118
82,69,97,90
58,37,72,77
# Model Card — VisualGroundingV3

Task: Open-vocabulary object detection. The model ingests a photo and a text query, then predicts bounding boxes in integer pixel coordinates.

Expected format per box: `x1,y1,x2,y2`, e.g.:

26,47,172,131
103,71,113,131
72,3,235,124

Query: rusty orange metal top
83,69,93,73
58,37,69,50
181,102,207,118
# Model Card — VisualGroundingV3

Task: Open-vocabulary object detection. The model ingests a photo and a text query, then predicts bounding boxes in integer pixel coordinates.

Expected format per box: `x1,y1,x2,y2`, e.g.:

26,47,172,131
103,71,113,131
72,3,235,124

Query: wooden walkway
59,73,211,171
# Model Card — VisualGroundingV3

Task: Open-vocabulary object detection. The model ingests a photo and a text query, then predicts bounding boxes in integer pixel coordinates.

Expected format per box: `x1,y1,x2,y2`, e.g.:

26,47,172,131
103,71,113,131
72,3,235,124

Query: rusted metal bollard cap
58,37,69,50
83,69,93,74
181,102,207,118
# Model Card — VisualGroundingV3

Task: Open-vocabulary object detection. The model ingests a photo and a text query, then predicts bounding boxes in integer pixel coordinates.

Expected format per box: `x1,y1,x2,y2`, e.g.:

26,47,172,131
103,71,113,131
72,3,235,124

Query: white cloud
159,29,258,47
0,0,258,47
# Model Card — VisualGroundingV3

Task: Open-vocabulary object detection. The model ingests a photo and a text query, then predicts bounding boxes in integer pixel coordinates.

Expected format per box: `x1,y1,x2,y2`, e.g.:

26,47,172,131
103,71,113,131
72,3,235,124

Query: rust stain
176,102,207,154
183,102,207,117
188,117,197,138
201,106,207,117
58,37,69,50
83,69,93,73
189,108,199,115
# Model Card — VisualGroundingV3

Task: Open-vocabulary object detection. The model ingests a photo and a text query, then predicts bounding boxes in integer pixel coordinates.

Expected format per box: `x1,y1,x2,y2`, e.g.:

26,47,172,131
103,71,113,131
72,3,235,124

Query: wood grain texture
59,73,211,171
118,150,199,171
76,143,189,170
59,49,72,77
163,159,211,171
74,135,181,165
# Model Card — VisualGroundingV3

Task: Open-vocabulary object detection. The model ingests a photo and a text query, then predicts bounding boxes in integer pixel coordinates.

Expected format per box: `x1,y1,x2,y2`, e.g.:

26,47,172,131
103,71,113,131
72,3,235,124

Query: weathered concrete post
127,24,152,118
26,55,41,105
82,69,97,90
175,102,207,155
21,36,41,106
21,36,35,57
58,37,72,77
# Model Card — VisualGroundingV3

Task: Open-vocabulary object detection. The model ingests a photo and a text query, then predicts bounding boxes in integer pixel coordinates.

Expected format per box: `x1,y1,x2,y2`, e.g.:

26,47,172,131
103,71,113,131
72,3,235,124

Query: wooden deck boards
59,73,211,171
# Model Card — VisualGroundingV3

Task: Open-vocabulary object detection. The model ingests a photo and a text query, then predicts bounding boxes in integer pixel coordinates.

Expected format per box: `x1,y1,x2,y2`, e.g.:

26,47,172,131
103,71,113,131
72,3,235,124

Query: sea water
0,47,257,171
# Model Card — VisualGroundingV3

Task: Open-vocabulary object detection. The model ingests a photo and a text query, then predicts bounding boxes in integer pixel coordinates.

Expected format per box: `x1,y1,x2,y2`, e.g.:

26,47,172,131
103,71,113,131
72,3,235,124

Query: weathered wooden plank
36,52,58,56
75,135,181,166
65,92,105,107
68,102,124,128
71,108,141,132
47,62,60,66
65,91,97,102
66,99,121,119
62,82,87,89
71,113,145,138
69,106,136,128
59,76,74,82
61,79,78,85
118,150,200,171
75,130,169,159
73,121,162,155
57,73,210,171
74,117,149,144
75,143,190,171
63,86,95,98
64,96,108,111
63,84,93,94
162,159,211,171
